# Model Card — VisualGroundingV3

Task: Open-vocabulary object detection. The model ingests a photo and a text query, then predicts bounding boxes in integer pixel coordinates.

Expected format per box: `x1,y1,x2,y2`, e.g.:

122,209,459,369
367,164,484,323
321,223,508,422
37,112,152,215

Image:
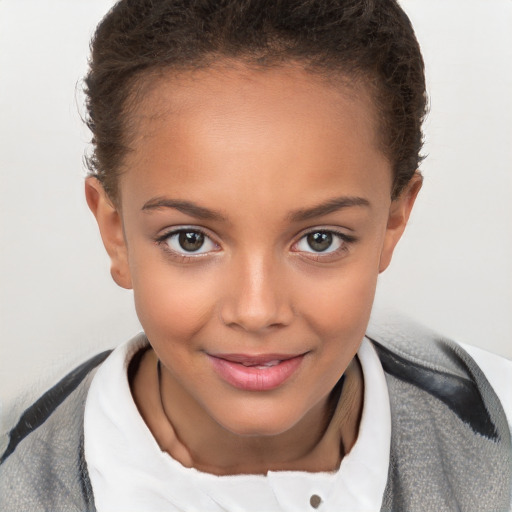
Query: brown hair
84,0,427,201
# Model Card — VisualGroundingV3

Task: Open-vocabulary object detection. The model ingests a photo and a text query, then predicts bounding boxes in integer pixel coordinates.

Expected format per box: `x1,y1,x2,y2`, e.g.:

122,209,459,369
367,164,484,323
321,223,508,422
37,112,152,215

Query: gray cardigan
1,322,511,511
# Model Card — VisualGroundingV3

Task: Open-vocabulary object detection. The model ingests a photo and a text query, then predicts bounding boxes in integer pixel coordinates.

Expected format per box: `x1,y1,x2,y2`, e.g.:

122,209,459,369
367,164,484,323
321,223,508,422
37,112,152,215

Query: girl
1,1,511,511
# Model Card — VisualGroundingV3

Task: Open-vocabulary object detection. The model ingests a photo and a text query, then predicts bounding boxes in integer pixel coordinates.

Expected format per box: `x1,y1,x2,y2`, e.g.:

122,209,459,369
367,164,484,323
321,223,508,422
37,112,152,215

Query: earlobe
379,172,422,273
85,177,133,289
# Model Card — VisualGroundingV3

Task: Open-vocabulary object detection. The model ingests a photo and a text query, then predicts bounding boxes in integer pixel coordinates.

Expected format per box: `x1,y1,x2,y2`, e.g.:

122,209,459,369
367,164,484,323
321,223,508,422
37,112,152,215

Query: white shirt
84,335,512,512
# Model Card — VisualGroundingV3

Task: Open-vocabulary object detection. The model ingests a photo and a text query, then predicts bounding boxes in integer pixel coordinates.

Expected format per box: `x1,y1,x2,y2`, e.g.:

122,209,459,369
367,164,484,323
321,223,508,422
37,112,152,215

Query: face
87,64,419,438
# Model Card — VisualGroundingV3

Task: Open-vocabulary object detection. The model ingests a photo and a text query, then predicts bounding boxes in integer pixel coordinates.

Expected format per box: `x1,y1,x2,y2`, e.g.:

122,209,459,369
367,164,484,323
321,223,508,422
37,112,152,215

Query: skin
86,63,421,476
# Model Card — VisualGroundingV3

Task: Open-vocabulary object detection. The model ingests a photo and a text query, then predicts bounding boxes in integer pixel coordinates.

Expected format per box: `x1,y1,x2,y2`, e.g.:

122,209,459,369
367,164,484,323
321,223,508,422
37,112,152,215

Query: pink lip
208,353,306,391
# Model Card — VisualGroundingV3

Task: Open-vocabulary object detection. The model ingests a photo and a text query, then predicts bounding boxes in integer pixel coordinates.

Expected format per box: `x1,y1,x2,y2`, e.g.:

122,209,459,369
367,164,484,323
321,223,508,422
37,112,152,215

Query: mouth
207,352,307,391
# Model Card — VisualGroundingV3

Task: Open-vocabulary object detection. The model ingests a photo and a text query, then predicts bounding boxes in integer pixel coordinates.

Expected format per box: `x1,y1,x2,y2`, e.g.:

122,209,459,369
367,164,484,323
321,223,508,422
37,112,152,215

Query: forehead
132,63,378,143
119,64,391,212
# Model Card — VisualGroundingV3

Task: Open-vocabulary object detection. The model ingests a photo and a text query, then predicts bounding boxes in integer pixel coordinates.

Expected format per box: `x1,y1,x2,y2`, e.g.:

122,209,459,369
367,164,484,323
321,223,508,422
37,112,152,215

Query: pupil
179,231,204,252
307,232,332,252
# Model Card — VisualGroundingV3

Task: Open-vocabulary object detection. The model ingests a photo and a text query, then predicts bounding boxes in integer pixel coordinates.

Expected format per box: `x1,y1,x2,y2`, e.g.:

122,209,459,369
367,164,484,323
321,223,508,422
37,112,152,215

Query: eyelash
155,227,220,262
154,227,357,262
292,229,357,261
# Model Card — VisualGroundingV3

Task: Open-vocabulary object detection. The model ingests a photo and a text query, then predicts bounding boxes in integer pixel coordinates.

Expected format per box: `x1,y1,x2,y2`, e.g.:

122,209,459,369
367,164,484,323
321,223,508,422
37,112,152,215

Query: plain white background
1,0,511,438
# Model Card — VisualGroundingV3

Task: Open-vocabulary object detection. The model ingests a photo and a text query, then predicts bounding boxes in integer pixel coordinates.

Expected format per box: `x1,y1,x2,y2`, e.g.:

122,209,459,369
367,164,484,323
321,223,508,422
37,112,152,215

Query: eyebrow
288,196,370,222
141,195,370,223
141,197,226,221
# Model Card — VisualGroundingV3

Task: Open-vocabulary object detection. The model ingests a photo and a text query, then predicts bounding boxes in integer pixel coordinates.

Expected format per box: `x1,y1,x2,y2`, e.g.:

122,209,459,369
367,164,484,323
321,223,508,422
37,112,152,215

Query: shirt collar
85,334,390,512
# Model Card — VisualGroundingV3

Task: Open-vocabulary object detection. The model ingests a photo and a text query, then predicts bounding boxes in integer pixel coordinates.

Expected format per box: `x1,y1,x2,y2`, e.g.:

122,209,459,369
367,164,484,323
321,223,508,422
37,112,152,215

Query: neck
132,349,363,476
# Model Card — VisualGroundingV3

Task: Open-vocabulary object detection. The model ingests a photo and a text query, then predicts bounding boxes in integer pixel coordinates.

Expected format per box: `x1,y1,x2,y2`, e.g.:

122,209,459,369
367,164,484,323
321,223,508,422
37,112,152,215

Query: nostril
220,308,292,333
218,264,294,331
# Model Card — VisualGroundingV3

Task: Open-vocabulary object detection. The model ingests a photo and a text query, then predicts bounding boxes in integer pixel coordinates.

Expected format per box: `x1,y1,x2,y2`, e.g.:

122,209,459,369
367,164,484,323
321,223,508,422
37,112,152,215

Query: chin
214,404,304,438
227,423,289,438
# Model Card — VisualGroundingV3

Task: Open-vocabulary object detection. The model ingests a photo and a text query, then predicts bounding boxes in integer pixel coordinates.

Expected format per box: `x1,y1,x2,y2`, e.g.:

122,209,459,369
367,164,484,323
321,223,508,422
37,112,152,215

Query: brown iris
179,231,205,252
306,232,333,252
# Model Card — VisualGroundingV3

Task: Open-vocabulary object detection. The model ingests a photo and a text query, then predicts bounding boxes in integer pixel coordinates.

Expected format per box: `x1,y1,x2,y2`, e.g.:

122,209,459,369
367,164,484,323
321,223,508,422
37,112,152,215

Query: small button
310,494,322,509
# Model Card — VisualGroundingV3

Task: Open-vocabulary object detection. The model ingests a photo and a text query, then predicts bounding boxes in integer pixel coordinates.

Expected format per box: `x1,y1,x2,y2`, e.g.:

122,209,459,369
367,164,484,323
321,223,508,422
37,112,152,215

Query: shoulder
461,342,512,428
366,315,509,438
0,350,111,512
366,315,512,511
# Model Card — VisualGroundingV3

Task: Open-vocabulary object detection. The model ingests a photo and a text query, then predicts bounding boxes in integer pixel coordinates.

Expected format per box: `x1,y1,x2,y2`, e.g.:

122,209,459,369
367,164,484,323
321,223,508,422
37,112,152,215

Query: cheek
297,261,379,342
131,258,218,343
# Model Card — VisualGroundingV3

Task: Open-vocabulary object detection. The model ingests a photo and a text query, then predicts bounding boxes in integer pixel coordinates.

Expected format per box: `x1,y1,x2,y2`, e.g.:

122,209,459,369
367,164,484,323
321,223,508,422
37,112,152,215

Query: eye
296,231,341,253
162,229,218,255
294,230,352,255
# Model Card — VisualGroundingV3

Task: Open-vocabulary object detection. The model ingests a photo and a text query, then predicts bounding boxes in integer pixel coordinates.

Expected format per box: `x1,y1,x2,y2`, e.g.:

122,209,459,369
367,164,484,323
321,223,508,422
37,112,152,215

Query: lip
208,352,307,391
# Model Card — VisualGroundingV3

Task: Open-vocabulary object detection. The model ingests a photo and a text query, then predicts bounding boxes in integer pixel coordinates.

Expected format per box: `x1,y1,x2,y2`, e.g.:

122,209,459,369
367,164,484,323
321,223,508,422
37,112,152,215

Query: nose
219,252,294,333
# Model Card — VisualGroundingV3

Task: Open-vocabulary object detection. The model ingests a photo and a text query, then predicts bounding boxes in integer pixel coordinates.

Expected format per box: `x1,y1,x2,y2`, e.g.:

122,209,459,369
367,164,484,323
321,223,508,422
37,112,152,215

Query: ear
85,177,133,289
379,172,422,273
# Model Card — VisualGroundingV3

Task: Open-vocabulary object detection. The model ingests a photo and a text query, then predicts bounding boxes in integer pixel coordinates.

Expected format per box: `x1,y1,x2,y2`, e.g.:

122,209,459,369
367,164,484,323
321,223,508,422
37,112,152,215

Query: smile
207,353,307,391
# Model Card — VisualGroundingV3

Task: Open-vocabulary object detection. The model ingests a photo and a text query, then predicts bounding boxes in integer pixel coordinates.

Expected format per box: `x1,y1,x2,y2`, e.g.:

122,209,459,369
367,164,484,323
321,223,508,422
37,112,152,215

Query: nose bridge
220,247,292,332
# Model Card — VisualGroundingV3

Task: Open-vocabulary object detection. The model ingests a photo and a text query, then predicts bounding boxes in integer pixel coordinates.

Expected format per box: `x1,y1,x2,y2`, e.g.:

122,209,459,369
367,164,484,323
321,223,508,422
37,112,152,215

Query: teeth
241,360,281,368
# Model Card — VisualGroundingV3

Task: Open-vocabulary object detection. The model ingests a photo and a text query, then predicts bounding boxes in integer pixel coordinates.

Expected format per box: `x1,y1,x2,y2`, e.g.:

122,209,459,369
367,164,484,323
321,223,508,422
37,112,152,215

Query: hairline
102,57,390,204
